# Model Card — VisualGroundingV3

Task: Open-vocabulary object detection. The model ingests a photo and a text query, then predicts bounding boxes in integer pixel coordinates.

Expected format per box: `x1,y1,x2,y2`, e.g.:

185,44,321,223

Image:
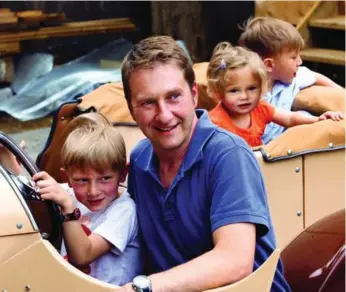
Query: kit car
0,63,344,291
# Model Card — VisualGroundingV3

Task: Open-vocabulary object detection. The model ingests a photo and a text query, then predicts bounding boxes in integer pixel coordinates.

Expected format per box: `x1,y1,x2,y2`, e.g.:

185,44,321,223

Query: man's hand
319,111,344,121
116,283,134,292
33,171,75,214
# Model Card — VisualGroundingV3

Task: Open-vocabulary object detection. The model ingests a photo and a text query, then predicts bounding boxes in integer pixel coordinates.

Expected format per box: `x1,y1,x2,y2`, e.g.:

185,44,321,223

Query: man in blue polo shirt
118,36,291,292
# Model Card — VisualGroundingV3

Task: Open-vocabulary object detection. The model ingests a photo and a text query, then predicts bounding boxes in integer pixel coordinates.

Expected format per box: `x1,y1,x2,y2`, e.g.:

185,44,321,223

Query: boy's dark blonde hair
238,17,305,58
61,125,126,173
121,35,195,109
68,112,112,131
207,43,267,98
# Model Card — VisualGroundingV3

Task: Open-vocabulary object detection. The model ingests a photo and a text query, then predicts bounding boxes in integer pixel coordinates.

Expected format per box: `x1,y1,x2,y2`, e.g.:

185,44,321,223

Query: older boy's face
67,166,123,211
271,48,302,84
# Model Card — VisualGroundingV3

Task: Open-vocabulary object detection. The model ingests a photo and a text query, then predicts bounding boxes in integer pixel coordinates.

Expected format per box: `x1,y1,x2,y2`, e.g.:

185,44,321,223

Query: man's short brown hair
121,36,195,109
239,17,305,58
62,125,126,173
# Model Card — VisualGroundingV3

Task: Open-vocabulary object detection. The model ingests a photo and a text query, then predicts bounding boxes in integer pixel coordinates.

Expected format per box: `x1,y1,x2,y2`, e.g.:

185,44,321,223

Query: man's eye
170,93,181,100
142,101,154,107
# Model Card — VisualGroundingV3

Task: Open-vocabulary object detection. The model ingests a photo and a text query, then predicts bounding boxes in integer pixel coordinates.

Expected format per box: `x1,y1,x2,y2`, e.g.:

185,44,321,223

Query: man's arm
150,223,256,292
33,171,113,266
312,72,343,89
120,223,255,292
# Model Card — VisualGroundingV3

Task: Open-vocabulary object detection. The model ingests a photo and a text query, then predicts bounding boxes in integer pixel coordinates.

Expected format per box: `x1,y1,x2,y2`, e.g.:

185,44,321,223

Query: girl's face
221,66,262,118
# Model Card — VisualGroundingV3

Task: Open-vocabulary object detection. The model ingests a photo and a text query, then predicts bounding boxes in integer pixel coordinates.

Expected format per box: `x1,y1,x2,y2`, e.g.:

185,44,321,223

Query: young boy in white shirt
33,124,142,286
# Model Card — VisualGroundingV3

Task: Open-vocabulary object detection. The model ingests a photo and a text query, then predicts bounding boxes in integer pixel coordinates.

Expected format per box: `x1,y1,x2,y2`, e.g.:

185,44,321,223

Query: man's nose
156,101,173,123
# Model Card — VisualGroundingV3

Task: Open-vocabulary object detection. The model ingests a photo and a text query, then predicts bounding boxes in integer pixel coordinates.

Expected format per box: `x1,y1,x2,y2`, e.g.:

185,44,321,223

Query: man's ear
119,163,129,183
60,168,71,186
263,58,274,73
191,82,198,108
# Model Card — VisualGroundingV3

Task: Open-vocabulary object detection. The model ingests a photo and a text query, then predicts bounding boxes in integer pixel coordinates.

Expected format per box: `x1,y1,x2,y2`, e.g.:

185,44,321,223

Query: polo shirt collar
139,109,216,174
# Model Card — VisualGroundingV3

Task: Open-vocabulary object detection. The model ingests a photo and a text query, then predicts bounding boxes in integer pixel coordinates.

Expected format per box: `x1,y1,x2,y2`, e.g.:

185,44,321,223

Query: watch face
74,208,81,220
133,275,150,289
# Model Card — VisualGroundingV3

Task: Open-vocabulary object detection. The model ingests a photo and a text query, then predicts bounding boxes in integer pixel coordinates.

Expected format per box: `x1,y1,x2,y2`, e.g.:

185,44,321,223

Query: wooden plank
300,48,345,66
309,15,345,30
0,42,20,55
0,18,135,42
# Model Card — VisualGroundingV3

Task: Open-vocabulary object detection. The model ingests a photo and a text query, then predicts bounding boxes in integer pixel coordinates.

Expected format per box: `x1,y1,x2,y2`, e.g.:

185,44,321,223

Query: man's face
271,48,303,84
128,62,198,155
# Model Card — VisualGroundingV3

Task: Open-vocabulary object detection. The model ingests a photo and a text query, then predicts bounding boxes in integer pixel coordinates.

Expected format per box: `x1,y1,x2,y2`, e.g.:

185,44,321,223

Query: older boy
239,16,343,143
33,125,142,285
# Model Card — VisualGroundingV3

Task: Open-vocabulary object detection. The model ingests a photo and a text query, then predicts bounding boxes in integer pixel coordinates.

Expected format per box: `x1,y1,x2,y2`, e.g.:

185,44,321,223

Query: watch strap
61,208,81,222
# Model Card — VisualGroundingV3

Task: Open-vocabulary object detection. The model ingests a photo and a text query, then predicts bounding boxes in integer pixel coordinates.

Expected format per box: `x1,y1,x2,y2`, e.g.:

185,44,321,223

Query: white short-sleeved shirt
262,66,316,144
60,185,143,286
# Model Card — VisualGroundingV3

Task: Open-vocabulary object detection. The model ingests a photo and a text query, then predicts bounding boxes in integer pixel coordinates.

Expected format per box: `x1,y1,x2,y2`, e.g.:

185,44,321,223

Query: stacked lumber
0,15,135,56
0,8,66,31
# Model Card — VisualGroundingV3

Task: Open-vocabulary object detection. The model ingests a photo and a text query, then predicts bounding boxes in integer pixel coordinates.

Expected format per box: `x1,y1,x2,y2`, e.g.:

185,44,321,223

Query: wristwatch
61,208,81,222
132,275,152,292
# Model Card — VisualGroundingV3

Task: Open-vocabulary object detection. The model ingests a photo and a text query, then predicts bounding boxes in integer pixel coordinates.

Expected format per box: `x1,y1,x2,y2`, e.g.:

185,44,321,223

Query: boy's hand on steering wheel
33,171,75,214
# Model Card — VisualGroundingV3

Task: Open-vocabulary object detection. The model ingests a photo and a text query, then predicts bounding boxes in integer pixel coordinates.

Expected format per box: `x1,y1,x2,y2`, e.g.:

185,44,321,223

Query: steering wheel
0,131,63,249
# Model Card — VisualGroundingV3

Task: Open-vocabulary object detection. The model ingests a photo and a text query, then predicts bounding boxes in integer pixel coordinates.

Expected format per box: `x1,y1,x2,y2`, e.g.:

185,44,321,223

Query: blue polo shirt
128,110,290,292
262,66,316,144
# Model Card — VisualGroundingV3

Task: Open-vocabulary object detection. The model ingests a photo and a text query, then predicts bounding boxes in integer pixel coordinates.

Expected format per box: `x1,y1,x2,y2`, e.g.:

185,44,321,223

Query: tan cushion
79,82,134,123
262,120,345,159
193,62,218,111
293,86,345,115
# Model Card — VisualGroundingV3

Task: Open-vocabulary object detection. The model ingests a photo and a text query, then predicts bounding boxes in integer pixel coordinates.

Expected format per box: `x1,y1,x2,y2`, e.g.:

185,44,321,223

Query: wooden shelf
309,15,345,30
0,18,135,43
300,48,345,66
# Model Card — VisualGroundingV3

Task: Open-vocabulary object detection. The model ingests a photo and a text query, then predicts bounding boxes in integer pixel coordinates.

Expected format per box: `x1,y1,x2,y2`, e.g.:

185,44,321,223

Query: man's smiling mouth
155,124,178,132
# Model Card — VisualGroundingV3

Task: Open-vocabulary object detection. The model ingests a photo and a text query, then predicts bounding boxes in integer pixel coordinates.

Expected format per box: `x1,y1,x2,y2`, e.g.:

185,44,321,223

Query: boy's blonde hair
68,112,112,131
61,125,126,173
238,17,305,58
207,43,267,98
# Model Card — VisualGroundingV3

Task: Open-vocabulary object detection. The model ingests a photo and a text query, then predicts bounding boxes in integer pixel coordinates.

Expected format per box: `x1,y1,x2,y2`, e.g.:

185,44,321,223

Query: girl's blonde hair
207,42,267,99
61,124,126,174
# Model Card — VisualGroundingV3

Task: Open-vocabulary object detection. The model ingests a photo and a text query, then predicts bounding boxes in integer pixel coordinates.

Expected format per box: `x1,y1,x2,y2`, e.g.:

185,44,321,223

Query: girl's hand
319,111,344,121
33,171,75,214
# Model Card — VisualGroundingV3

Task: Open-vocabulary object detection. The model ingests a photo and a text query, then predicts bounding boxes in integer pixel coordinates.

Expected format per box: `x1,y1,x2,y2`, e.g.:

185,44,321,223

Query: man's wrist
132,275,152,292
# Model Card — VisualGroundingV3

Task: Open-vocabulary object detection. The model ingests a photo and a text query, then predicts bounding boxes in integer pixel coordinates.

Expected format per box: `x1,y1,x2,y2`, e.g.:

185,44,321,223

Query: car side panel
255,152,304,249
304,149,345,227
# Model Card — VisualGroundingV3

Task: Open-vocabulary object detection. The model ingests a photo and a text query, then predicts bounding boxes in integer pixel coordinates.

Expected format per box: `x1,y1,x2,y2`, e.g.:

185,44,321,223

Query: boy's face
269,48,302,84
221,65,262,117
66,166,125,212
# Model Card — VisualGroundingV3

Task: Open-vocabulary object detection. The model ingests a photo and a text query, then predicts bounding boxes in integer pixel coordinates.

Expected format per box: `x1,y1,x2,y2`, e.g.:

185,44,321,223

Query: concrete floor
0,115,52,163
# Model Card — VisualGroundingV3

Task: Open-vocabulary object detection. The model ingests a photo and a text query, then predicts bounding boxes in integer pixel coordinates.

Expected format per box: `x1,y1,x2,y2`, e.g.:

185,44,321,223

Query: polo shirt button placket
163,191,175,222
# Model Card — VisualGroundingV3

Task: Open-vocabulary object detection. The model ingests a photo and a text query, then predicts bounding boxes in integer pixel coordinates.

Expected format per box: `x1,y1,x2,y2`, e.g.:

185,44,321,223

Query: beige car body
0,72,344,291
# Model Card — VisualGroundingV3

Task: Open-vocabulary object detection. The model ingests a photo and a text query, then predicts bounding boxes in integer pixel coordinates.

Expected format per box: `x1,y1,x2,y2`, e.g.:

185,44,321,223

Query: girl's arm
33,171,112,266
272,108,344,128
